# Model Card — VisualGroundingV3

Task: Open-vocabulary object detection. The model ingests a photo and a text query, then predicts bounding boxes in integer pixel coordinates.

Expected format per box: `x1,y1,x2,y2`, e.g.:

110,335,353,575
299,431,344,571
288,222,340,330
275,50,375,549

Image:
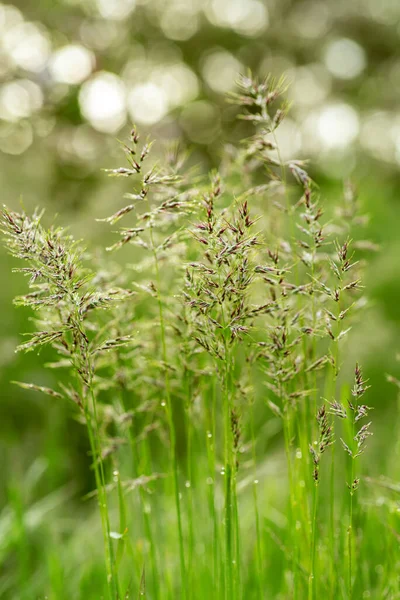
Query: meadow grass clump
2,73,383,599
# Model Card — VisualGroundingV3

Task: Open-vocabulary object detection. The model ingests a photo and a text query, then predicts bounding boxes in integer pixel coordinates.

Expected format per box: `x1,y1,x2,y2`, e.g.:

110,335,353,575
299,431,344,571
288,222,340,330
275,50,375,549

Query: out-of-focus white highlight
128,83,168,125
0,4,24,34
49,45,94,85
79,72,126,133
0,121,33,155
80,20,119,51
317,103,360,149
360,111,394,162
202,51,243,93
289,65,331,106
273,118,302,161
160,6,199,41
127,64,199,125
324,38,366,80
3,22,51,72
57,125,100,163
154,64,199,108
207,0,268,36
289,2,331,39
95,0,136,20
0,79,43,121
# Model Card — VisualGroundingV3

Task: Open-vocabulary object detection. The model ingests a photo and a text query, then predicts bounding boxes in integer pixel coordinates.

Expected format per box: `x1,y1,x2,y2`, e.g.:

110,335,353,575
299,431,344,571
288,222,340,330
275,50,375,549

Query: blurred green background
1,0,400,596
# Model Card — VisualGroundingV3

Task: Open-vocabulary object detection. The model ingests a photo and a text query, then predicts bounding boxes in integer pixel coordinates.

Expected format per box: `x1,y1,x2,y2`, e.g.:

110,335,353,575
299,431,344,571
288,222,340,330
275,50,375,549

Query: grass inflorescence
2,73,384,599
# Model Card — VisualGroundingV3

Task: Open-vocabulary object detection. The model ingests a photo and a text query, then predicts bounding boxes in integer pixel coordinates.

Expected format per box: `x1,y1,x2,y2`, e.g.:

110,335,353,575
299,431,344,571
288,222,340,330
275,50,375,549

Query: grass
0,73,397,599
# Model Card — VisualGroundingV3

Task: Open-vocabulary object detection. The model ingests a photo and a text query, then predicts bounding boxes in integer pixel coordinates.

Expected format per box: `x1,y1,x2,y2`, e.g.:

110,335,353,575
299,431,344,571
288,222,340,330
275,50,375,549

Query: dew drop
185,480,191,488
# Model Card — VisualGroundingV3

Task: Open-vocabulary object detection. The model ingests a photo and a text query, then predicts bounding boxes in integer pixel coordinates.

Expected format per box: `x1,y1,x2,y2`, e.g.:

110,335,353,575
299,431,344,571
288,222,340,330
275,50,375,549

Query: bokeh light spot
80,20,119,51
288,65,331,107
154,63,199,108
49,45,95,85
206,0,268,36
0,79,43,121
79,72,126,133
0,120,33,155
324,38,366,80
95,0,136,20
3,22,51,72
317,103,359,149
360,111,394,162
202,50,243,94
0,4,24,33
289,1,331,39
273,118,302,161
128,83,168,125
160,7,199,41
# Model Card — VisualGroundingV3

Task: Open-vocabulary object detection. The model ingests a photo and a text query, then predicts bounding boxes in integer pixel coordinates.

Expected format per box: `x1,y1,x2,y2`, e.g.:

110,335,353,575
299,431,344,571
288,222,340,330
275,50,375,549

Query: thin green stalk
308,482,319,600
184,368,194,599
281,390,297,599
149,225,186,596
310,248,318,433
348,414,356,600
233,475,241,600
223,353,234,600
206,375,220,595
84,395,118,599
116,368,160,600
329,443,336,599
329,290,343,598
138,444,160,600
8,483,29,600
218,287,238,599
71,305,119,598
250,399,263,597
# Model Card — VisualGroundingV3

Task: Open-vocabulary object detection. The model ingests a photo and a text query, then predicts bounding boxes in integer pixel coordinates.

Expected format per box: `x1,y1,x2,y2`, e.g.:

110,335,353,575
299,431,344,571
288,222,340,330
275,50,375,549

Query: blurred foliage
1,0,400,597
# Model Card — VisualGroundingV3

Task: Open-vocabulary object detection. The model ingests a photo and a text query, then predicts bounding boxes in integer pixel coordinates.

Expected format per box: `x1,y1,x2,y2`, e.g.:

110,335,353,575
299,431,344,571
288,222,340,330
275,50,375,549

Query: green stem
233,475,241,599
309,482,319,600
250,399,263,596
348,414,356,600
117,368,160,600
329,444,336,600
184,368,194,599
206,375,220,595
84,396,118,599
223,354,234,600
349,484,354,600
150,226,186,596
280,373,298,598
